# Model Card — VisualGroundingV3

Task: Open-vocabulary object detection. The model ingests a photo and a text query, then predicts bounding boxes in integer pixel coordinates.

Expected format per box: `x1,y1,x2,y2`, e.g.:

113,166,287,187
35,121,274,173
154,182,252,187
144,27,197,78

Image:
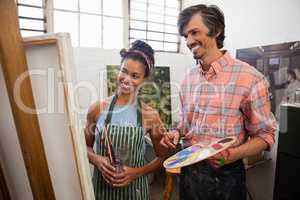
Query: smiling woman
85,40,167,200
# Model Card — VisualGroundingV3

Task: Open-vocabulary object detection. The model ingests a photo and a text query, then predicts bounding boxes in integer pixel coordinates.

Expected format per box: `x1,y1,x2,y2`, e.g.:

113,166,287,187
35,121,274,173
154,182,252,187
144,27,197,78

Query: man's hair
178,4,225,49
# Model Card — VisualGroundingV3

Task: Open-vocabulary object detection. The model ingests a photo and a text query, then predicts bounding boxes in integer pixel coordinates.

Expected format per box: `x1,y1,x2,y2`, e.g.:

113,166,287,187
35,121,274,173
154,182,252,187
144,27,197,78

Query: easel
163,168,181,199
163,173,174,200
0,0,55,199
0,162,11,200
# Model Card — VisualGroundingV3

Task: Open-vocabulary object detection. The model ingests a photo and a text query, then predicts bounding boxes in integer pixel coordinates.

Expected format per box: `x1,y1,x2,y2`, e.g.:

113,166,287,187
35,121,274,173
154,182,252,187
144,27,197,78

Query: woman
271,68,300,103
85,40,167,199
283,69,300,103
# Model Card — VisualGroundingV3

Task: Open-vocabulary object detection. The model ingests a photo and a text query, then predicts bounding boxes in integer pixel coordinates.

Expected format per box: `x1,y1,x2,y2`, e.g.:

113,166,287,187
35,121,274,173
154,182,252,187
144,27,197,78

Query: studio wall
182,0,300,56
73,47,191,130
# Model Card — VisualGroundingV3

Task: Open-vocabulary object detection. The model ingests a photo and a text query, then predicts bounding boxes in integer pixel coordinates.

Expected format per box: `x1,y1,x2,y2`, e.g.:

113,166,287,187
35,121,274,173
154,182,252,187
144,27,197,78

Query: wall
182,0,300,56
73,48,191,129
181,1,300,199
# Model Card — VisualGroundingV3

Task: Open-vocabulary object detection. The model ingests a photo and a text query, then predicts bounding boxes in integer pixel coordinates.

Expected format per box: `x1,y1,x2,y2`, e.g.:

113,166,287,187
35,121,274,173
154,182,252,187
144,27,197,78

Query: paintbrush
96,125,116,165
103,124,117,165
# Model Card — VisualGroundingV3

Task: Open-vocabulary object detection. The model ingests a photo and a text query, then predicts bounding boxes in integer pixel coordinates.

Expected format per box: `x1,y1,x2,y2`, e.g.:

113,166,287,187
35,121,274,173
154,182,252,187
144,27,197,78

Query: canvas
0,33,94,200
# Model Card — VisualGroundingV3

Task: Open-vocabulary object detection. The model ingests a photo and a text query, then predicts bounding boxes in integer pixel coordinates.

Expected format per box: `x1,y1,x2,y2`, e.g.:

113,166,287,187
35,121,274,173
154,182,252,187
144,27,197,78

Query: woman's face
117,58,146,95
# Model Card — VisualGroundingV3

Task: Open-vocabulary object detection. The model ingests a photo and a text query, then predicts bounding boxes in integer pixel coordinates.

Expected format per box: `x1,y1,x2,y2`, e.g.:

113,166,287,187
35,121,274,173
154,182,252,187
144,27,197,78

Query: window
129,0,181,52
17,0,46,37
16,0,181,51
53,0,124,48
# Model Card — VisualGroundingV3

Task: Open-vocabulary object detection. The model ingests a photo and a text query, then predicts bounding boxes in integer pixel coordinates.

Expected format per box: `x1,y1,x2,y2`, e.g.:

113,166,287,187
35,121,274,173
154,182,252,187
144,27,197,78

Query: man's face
182,14,219,60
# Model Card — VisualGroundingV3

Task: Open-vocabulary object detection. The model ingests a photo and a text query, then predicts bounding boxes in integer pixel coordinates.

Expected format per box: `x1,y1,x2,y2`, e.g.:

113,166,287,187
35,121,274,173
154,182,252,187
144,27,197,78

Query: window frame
128,0,181,53
17,0,181,51
17,0,47,35
50,0,126,48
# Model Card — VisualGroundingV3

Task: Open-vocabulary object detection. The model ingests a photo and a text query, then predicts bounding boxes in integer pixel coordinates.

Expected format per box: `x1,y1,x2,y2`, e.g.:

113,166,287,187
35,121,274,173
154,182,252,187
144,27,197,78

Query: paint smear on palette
166,146,201,168
212,143,223,150
197,148,211,159
177,149,193,158
166,157,188,168
181,148,212,165
218,137,233,144
177,146,201,158
164,136,237,170
167,148,213,168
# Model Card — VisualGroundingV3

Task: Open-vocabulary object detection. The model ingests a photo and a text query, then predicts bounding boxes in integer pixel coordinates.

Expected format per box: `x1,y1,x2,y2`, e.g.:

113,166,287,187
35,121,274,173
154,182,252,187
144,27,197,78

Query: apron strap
136,96,143,127
104,94,118,125
101,93,144,165
102,94,118,164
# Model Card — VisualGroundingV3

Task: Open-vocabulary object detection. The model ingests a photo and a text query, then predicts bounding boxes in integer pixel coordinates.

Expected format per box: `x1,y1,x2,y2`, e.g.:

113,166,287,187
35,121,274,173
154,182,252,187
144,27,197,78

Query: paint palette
163,136,237,173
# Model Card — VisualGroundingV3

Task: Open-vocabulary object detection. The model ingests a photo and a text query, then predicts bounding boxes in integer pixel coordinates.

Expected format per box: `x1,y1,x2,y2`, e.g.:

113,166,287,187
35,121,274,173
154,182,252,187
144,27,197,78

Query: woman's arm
84,101,116,183
85,101,99,165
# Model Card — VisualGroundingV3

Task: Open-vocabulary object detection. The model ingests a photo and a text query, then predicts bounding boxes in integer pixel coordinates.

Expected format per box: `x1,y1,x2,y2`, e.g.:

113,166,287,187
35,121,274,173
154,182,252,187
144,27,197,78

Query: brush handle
103,124,116,165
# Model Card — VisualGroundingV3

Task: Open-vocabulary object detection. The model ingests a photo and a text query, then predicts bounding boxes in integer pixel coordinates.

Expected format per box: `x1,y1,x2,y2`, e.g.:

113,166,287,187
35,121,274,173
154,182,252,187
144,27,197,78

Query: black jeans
179,160,246,200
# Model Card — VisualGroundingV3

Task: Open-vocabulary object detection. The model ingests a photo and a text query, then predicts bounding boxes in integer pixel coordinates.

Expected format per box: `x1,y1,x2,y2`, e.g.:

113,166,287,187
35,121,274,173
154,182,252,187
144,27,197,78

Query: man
161,4,277,200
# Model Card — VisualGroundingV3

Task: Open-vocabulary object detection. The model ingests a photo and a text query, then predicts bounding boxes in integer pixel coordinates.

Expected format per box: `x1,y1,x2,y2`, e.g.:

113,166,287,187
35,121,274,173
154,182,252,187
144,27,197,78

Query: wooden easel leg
0,162,11,200
0,0,55,199
163,173,174,200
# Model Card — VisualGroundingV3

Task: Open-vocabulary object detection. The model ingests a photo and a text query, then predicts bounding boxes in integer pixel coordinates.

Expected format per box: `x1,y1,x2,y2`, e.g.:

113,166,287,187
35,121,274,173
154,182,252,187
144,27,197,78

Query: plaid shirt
178,51,277,149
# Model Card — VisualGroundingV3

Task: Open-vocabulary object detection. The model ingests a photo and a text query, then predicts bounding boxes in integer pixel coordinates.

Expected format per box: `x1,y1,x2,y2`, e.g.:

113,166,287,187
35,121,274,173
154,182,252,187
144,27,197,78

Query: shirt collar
198,50,234,77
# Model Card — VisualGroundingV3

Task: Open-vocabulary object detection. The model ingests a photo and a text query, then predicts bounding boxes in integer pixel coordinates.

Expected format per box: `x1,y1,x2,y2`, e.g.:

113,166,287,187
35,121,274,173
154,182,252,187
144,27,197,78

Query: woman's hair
177,4,225,49
120,40,155,77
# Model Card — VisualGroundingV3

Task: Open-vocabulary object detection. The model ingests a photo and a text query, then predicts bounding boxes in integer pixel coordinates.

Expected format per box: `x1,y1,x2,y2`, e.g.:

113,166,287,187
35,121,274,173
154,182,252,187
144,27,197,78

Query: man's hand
207,148,239,169
160,130,180,149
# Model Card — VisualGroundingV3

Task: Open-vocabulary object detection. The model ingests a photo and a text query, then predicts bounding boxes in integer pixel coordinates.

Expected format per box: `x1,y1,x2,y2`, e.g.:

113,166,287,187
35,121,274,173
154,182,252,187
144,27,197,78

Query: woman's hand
110,166,142,187
94,155,116,184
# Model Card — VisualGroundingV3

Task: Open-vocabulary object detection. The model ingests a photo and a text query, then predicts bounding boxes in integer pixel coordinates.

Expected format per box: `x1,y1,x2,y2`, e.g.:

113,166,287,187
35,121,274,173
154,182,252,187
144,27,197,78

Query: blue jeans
179,160,246,200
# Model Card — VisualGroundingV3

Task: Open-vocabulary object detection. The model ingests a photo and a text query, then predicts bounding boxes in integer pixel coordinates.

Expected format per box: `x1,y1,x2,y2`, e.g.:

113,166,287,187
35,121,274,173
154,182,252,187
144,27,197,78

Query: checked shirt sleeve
241,77,278,150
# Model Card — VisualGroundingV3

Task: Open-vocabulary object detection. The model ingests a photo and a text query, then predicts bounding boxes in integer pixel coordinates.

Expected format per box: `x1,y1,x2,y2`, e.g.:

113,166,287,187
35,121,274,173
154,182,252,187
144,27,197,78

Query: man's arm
209,77,278,168
230,137,268,160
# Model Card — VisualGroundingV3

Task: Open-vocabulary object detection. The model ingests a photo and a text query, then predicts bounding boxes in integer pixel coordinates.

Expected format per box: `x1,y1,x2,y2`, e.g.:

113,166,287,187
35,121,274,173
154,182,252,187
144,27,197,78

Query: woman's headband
125,49,154,72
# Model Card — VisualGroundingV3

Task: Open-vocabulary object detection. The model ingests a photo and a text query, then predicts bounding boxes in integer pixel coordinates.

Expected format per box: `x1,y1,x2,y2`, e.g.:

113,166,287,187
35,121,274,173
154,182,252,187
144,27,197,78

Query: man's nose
186,34,196,49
